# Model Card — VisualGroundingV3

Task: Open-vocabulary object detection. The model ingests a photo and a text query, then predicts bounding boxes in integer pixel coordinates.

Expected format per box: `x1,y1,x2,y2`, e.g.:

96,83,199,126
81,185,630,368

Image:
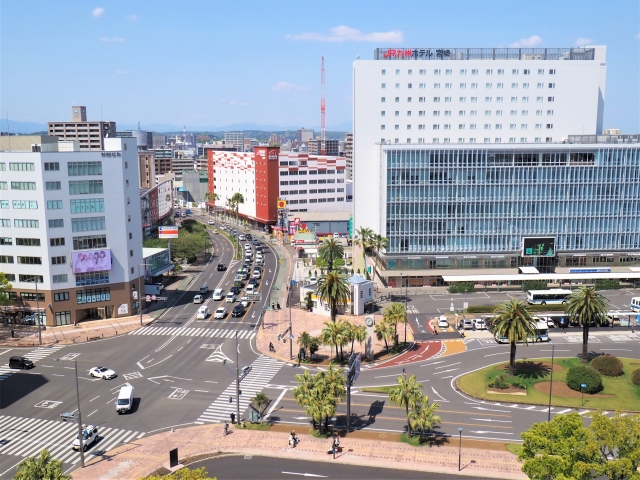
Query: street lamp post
34,278,42,346
331,416,337,459
404,276,408,344
288,280,293,360
547,344,555,422
138,263,151,326
458,427,463,471
57,358,85,467
235,331,240,424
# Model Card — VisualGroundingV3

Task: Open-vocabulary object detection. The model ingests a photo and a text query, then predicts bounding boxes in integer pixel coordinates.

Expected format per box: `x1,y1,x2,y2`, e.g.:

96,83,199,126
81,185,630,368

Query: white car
225,292,235,303
193,294,203,304
244,243,252,250
196,306,209,319
208,219,215,225
252,270,261,279
473,319,486,330
255,257,263,265
437,316,449,328
239,234,246,240
73,425,98,451
309,276,317,283
212,288,224,301
463,318,474,330
214,307,227,319
89,366,117,379
240,296,250,308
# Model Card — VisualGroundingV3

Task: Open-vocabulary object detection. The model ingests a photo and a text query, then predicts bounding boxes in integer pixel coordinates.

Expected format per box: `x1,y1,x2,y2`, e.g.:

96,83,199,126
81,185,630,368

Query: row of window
0,200,38,209
0,256,42,264
286,198,343,204
279,179,345,185
381,96,554,103
280,187,346,195
383,124,553,130
382,82,556,89
1,235,106,249
381,137,553,144
1,274,44,283
382,68,557,75
383,109,553,117
4,197,107,213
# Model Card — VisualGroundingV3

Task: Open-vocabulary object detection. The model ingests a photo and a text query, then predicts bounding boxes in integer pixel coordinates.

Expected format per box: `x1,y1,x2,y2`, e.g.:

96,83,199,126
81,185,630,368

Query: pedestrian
230,412,235,425
434,327,438,336
289,431,295,447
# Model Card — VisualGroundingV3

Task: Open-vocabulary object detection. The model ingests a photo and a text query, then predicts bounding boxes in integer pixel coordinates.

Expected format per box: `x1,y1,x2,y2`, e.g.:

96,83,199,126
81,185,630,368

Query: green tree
369,233,388,283
408,395,441,442
304,291,314,311
0,272,13,307
143,466,216,480
316,272,350,324
354,226,373,272
491,299,537,376
14,448,69,480
231,192,245,225
292,367,345,432
344,322,367,354
321,320,347,361
297,331,312,358
374,319,394,355
383,302,407,346
565,286,610,364
204,192,219,221
250,392,270,418
318,238,344,271
388,374,424,437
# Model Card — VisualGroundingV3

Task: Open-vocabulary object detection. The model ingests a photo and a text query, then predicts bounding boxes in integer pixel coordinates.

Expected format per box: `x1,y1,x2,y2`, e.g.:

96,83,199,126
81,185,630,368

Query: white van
196,306,209,319
246,284,255,295
116,385,134,414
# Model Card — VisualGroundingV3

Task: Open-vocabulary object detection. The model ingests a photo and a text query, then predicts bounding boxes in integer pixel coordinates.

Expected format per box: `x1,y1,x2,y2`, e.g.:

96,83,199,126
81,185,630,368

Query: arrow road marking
282,472,327,478
137,355,172,369
431,387,448,403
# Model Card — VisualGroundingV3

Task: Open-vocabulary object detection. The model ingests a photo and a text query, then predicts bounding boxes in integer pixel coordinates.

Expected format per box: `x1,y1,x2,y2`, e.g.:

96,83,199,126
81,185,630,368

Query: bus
526,289,572,305
631,297,640,313
495,320,550,343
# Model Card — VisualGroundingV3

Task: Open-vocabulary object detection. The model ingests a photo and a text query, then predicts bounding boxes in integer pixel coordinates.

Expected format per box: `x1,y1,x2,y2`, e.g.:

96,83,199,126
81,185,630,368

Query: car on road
437,316,449,328
212,288,224,300
193,294,203,304
473,318,486,330
225,292,236,303
9,356,34,369
244,243,252,250
240,296,250,307
308,276,317,283
252,238,259,244
248,278,258,286
232,304,245,317
208,219,215,225
246,284,255,295
241,365,252,376
239,234,245,241
230,286,241,295
89,366,117,379
196,306,209,319
255,257,263,266
214,307,227,319
217,263,226,271
199,285,209,294
252,269,261,279
73,425,99,451
245,234,252,240
463,318,474,330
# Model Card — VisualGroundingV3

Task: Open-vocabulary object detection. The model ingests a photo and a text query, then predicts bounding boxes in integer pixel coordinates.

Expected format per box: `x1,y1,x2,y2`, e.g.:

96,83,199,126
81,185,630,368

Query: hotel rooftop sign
373,47,595,61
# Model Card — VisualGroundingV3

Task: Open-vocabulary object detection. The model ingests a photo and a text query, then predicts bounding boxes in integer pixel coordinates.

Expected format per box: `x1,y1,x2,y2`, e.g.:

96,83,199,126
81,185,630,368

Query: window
486,83,492,88
0,182,6,190
522,97,529,102
48,219,64,228
12,200,38,209
381,83,386,89
460,69,467,75
395,83,399,89
11,182,36,190
459,110,466,116
536,110,542,115
546,137,553,143
408,69,412,75
535,124,542,129
434,69,440,75
50,255,67,266
496,110,503,115
407,97,412,102
71,217,106,232
16,238,40,246
395,97,399,102
407,125,412,130
548,97,554,102
445,69,452,75
394,111,400,116
418,124,425,129
55,311,71,326
419,83,425,88
77,288,111,304
381,69,386,75
46,181,61,190
444,83,452,89
485,97,492,102
549,69,556,75
433,82,440,89
537,96,544,102
419,111,425,116
511,97,517,102
69,180,103,195
21,292,45,301
444,111,451,116
497,83,504,89
521,124,528,129
19,274,43,283
394,125,399,130
0,219,9,227
547,110,554,115
68,161,102,176
521,110,528,116
433,125,440,130
54,292,70,301
470,97,477,102
495,124,502,130
52,274,68,284
418,97,425,102
470,110,477,116
76,271,109,286
381,97,386,102
459,97,466,102
47,200,63,209
381,125,386,130
18,256,42,265
0,200,7,209
546,124,553,129
0,237,11,245
484,124,491,130
44,162,60,171
9,162,35,171
523,83,529,88
524,69,530,75
512,69,519,75
512,83,518,88
486,69,493,74
535,137,542,142
458,124,465,130
73,234,107,250
50,237,65,246
495,138,502,143
443,124,450,130
408,83,412,89
395,69,400,74
538,69,544,74
0,255,13,263
444,97,450,102
433,111,440,116
15,219,39,228
471,83,477,88
381,111,386,116
433,97,440,102
510,124,516,129
485,110,491,116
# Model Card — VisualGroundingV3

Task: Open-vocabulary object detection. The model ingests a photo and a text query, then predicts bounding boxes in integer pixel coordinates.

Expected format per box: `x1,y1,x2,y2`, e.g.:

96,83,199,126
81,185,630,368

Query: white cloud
126,14,138,21
285,25,403,43
101,37,125,42
116,69,131,75
508,35,542,48
271,82,311,93
92,7,104,18
573,37,593,47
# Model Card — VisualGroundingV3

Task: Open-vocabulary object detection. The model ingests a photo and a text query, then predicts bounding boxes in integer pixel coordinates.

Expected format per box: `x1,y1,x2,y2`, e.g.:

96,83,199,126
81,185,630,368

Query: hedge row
448,282,476,294
594,279,621,290
466,304,567,314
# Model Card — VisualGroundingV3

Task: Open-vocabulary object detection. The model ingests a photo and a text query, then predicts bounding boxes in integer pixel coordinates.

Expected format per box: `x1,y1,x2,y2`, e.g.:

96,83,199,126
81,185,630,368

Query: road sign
290,280,296,286
155,297,167,301
151,295,157,301
580,383,587,388
159,226,179,239
132,291,138,300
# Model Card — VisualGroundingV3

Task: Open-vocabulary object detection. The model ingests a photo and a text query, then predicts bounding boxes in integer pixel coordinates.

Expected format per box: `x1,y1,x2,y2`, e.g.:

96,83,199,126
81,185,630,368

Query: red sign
300,223,306,229
295,239,305,244
293,218,300,225
268,150,278,161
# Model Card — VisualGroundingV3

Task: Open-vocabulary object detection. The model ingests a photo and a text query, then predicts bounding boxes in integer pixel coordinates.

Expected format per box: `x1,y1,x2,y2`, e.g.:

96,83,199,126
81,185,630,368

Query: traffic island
456,357,640,411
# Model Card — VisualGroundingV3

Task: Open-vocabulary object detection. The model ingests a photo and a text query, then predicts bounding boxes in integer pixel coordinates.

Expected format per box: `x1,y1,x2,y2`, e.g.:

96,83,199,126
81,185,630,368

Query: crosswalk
1,345,66,382
195,355,283,424
128,326,256,340
0,414,144,465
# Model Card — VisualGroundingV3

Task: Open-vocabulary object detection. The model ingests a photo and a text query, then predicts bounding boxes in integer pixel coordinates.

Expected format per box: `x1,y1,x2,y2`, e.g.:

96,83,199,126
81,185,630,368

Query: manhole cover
244,455,252,460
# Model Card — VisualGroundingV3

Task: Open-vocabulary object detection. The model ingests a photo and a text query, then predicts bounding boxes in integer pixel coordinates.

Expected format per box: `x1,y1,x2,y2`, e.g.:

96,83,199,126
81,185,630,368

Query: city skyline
1,0,639,134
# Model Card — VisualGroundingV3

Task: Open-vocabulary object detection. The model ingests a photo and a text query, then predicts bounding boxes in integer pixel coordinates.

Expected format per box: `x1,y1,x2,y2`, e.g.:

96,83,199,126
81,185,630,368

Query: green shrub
631,369,640,386
488,375,525,390
566,366,603,394
594,279,620,290
448,282,475,294
523,280,548,291
590,355,624,377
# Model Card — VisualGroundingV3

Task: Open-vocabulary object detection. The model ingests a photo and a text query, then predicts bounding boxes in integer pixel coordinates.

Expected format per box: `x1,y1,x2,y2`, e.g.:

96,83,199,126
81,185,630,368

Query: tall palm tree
318,238,344,272
15,448,69,480
408,395,441,442
565,286,609,363
225,197,234,223
354,226,373,274
321,364,347,404
389,373,424,436
492,299,537,376
231,192,245,225
345,322,367,354
204,192,219,221
250,392,270,418
383,302,407,346
374,319,394,355
316,271,350,324
369,233,389,283
321,320,347,361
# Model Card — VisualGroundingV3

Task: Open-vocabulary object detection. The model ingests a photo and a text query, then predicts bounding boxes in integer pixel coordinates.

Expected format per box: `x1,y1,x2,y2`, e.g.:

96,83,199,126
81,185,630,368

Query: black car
245,234,252,240
248,278,258,286
9,356,34,369
230,286,241,295
232,304,245,317
217,263,226,271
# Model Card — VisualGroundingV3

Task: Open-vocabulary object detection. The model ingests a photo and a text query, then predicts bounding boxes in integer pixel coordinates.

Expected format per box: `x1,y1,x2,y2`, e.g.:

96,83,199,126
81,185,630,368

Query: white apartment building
0,136,144,326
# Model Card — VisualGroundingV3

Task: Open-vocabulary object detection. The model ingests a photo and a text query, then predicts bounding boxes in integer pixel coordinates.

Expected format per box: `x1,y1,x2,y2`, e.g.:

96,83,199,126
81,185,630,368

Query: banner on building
159,226,179,239
72,249,112,274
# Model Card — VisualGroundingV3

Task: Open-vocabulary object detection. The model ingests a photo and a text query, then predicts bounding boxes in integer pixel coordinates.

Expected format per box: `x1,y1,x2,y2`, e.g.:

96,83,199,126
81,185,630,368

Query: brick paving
71,424,526,480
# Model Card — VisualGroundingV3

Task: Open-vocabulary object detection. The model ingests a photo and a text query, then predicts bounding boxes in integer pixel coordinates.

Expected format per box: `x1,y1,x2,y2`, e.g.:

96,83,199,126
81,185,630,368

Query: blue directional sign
580,383,587,388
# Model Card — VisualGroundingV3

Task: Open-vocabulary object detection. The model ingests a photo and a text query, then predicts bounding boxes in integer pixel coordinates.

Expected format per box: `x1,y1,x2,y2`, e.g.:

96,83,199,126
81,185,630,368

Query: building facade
116,130,153,150
48,106,116,151
345,133,353,180
138,151,156,188
224,132,245,151
308,139,340,156
296,128,314,143
0,136,144,326
140,179,174,240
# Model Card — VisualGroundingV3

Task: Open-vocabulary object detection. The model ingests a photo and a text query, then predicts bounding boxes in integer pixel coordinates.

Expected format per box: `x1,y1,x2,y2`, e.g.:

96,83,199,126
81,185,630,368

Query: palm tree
369,233,389,283
321,320,347,361
408,395,441,442
15,448,69,480
225,197,234,223
383,302,407,346
316,271,350,324
492,299,537,376
322,364,347,404
204,192,219,221
344,322,367,354
354,226,373,274
250,392,270,419
374,319,394,355
389,373,424,436
318,238,344,271
565,286,609,363
231,192,245,225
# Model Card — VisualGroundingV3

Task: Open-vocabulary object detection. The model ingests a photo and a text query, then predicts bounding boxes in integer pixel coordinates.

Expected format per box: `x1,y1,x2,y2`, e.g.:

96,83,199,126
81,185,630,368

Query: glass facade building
383,143,640,258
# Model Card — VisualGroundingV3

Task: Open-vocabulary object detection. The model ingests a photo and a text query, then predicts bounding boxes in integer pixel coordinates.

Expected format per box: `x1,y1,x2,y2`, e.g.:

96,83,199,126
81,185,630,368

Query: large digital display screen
522,237,555,257
72,249,112,274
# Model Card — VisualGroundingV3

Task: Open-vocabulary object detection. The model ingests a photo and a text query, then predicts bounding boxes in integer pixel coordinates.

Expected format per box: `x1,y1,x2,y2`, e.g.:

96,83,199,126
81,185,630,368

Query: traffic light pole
236,331,240,424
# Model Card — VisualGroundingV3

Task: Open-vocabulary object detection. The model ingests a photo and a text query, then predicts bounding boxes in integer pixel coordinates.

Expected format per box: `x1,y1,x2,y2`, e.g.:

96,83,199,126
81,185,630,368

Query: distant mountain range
1,119,352,135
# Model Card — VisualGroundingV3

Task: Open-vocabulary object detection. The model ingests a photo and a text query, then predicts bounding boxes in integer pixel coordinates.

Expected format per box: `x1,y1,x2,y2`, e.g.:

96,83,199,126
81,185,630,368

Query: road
0,222,281,477
189,454,476,480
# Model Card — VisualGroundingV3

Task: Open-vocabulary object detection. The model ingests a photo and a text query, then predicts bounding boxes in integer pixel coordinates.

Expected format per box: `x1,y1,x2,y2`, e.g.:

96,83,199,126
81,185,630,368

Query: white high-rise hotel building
354,46,640,286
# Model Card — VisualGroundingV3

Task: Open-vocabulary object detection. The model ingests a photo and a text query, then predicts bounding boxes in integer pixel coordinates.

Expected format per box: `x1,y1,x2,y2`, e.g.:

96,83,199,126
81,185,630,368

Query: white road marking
282,472,327,477
471,418,512,423
89,396,100,403
484,352,509,357
87,409,98,417
471,406,511,413
433,362,461,370
470,431,513,435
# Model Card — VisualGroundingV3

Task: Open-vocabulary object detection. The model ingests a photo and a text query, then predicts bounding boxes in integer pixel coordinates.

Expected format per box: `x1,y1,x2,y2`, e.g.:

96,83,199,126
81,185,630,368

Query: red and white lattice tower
320,56,326,155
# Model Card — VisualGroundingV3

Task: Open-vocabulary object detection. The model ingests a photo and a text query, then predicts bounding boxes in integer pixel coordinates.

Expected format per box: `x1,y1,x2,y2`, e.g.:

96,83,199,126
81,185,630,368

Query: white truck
144,284,164,295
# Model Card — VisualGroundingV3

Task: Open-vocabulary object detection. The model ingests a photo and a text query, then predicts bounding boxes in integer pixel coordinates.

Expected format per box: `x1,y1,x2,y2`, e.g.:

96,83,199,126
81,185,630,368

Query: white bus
526,289,572,305
495,320,550,343
631,297,640,313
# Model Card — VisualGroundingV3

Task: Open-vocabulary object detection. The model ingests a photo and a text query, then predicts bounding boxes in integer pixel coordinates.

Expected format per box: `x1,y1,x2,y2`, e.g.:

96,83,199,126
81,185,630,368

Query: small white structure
300,274,375,316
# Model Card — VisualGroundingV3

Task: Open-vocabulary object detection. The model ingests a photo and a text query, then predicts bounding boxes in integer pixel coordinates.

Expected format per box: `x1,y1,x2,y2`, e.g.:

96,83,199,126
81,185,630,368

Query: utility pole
289,282,293,360
35,278,42,346
235,331,240,424
74,360,85,467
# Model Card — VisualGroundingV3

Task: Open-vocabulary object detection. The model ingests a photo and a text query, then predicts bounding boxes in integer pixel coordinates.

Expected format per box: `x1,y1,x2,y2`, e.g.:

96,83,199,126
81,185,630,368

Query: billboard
159,226,179,238
522,237,556,257
72,249,112,274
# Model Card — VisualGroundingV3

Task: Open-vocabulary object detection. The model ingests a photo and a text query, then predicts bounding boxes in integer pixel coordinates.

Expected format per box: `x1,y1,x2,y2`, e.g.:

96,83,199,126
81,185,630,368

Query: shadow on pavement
0,371,49,409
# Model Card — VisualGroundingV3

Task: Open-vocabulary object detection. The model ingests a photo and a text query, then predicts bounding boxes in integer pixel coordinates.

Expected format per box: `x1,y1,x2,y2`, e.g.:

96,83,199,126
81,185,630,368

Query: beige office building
48,106,116,151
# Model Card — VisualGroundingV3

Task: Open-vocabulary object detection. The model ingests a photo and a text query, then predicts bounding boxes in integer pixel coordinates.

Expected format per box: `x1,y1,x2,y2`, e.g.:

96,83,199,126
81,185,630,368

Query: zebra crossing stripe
127,326,256,339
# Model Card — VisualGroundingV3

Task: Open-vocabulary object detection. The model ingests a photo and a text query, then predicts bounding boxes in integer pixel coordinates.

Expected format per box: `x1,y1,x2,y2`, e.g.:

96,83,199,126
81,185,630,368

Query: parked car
463,318,474,330
193,294,203,304
89,366,117,379
73,425,99,451
214,307,227,319
309,276,317,283
232,304,245,317
473,318,486,330
437,316,449,328
212,288,224,301
217,263,226,271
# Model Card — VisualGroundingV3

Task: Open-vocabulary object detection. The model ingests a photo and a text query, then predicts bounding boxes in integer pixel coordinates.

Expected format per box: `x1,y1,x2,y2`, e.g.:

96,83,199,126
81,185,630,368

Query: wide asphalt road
0,222,283,477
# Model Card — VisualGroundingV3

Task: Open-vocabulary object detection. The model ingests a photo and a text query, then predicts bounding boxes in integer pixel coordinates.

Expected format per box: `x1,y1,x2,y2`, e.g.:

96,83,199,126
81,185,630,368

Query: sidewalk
71,424,526,480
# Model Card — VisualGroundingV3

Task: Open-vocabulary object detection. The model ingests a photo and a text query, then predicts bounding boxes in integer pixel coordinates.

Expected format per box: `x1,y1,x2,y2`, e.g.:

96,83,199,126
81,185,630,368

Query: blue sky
1,0,638,131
